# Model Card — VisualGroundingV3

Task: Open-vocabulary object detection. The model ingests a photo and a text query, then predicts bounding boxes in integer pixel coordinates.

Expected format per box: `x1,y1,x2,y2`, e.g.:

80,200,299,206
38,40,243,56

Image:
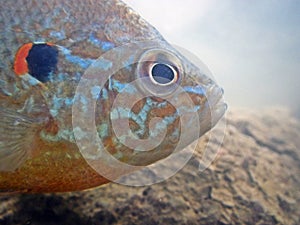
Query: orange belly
0,140,110,193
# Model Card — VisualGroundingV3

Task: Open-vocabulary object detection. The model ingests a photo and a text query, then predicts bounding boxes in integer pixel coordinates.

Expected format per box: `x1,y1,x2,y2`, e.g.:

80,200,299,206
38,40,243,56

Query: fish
0,0,226,193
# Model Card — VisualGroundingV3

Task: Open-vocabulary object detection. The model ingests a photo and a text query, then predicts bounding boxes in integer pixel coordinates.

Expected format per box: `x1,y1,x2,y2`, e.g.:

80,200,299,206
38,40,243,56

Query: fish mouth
207,84,227,114
198,83,227,135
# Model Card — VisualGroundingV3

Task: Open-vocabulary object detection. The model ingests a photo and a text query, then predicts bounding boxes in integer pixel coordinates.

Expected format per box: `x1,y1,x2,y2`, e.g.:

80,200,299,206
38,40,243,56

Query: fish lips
203,84,227,133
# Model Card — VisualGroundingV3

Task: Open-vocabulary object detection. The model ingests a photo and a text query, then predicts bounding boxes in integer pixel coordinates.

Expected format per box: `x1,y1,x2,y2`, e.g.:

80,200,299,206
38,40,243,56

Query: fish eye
136,48,183,96
149,63,178,86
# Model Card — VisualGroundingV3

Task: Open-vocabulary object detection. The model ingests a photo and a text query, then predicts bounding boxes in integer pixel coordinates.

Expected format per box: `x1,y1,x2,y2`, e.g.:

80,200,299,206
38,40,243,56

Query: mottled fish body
0,0,226,192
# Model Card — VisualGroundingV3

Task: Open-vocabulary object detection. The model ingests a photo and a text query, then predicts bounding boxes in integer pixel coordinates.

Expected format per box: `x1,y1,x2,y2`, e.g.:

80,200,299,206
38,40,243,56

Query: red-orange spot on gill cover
14,43,33,76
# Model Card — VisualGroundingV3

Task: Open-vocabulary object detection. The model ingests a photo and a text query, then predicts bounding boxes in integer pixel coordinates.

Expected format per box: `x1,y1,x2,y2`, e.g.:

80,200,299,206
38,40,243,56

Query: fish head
71,40,226,168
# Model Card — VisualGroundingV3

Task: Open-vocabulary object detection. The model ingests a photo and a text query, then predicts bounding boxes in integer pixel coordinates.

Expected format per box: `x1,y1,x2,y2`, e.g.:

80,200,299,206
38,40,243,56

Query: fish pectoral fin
0,108,43,172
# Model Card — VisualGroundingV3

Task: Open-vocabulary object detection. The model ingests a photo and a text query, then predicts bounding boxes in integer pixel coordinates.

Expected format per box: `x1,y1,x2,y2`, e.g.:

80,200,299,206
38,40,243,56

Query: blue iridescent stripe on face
88,33,115,51
183,86,205,95
109,79,138,94
59,46,95,69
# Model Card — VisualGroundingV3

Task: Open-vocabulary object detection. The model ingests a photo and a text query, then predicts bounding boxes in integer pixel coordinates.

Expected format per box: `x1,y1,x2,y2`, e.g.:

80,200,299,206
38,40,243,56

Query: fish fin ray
0,108,42,172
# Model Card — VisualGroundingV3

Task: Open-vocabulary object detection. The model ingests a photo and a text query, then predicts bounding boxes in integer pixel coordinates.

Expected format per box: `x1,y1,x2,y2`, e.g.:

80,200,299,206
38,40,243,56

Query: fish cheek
110,98,181,165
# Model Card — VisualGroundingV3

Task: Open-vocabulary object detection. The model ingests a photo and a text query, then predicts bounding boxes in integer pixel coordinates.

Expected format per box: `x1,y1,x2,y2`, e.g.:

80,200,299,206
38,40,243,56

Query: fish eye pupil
150,63,176,85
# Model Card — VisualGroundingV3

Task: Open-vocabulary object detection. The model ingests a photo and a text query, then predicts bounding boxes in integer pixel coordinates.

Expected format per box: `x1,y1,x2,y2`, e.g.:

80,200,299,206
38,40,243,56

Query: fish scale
0,0,226,192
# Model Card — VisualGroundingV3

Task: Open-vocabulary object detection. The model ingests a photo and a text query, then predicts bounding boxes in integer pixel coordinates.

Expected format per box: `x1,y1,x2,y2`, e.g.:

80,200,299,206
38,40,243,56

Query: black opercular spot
26,44,58,82
151,63,175,84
